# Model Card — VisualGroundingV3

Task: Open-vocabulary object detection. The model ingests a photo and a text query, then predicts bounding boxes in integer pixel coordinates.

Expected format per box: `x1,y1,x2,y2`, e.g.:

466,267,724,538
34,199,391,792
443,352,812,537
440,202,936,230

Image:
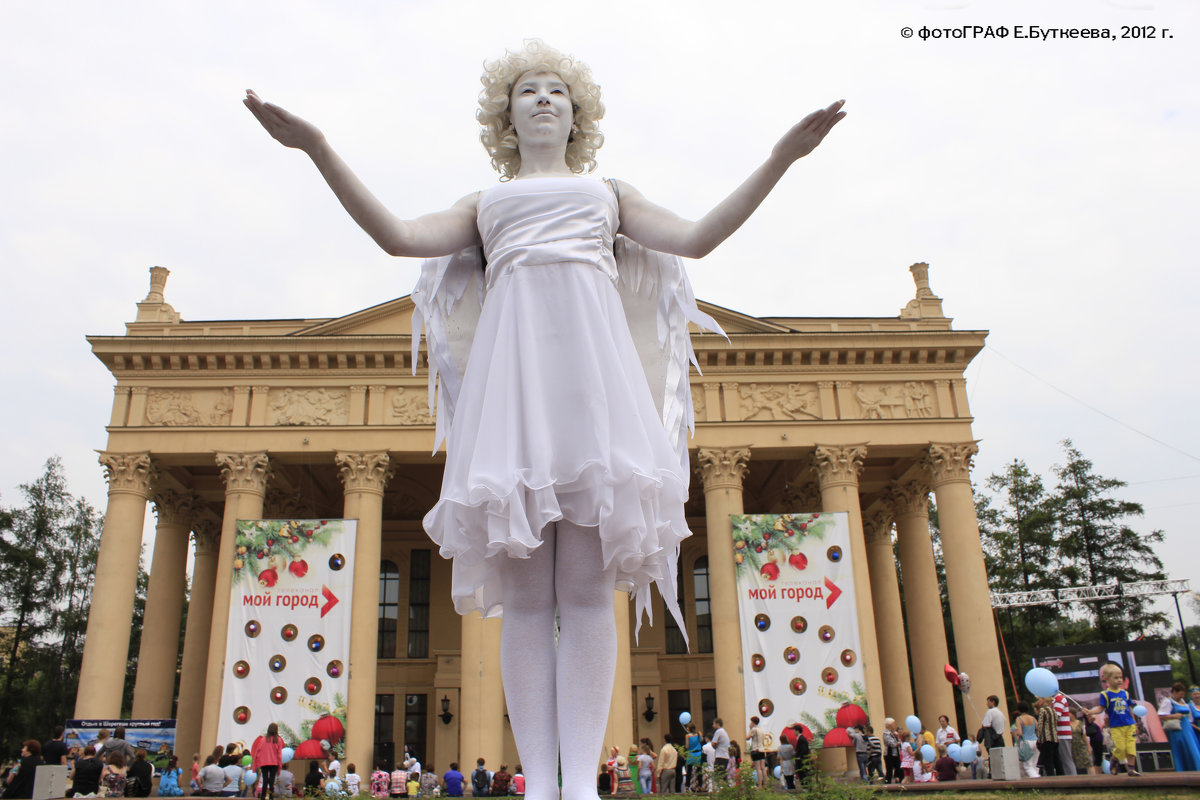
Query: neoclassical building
78,263,1003,772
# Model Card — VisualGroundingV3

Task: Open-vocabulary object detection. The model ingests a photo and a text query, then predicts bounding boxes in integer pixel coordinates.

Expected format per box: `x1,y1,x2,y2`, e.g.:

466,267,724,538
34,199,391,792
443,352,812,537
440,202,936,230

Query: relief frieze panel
268,388,349,426
144,388,233,426
848,381,937,420
386,387,434,425
735,382,821,421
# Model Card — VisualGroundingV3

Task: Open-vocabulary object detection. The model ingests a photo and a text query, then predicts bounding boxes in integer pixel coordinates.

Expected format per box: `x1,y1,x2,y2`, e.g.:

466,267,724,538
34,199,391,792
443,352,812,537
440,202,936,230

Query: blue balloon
905,715,922,735
281,747,295,764
1101,758,1111,774
678,711,691,726
920,744,935,763
946,744,961,760
1024,667,1059,698
956,744,976,764
772,765,781,779
244,770,257,787
1133,703,1148,718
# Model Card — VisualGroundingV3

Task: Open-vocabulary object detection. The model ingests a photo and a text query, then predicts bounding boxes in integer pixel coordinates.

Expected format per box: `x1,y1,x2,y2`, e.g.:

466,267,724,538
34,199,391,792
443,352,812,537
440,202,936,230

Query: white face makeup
509,70,573,145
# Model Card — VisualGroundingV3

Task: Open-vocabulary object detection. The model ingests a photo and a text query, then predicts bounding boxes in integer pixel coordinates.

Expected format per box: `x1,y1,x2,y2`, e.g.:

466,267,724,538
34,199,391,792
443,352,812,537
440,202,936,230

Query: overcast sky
3,0,1197,628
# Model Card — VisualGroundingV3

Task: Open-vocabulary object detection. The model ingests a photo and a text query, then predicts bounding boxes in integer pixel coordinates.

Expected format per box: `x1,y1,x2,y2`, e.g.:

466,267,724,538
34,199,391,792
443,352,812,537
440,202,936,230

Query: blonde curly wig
477,39,605,180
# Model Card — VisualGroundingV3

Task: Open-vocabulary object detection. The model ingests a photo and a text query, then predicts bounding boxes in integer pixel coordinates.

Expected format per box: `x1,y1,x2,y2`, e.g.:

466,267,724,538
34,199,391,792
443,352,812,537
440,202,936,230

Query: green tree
0,457,103,755
1051,439,1168,640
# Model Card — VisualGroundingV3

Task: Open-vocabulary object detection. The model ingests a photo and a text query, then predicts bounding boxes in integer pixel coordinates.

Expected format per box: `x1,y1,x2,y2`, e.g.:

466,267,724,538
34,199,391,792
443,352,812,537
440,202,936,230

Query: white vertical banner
731,512,867,747
218,519,356,753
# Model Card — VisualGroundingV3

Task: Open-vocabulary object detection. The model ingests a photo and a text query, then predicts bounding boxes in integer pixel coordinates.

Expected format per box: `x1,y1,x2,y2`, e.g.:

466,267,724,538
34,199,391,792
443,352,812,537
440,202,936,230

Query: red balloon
944,664,960,685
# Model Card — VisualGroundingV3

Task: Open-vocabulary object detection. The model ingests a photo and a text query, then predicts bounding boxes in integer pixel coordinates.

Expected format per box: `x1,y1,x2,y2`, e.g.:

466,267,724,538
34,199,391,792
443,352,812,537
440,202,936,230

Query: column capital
781,480,822,513
863,509,894,545
696,447,751,492
215,452,272,494
192,518,220,555
152,488,199,527
812,444,867,489
335,450,395,495
923,442,979,488
887,479,931,519
98,452,156,497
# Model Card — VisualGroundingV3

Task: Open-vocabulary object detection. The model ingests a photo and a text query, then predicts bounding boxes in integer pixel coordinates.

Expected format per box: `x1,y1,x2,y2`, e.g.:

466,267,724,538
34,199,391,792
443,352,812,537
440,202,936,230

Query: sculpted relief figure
269,388,348,426
389,387,434,425
853,381,935,419
739,383,820,421
146,389,204,426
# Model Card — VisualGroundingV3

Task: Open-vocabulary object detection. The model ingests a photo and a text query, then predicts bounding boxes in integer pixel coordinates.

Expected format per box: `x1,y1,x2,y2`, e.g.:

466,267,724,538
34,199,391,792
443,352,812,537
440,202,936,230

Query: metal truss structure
991,578,1192,609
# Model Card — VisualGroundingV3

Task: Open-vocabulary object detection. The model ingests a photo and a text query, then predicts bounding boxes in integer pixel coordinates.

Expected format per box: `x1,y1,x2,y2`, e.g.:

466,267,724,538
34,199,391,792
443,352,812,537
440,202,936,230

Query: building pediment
293,297,418,337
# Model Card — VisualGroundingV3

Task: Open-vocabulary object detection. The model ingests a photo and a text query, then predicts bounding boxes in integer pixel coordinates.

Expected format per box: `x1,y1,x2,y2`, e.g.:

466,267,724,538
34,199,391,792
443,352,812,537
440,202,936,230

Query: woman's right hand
244,90,326,152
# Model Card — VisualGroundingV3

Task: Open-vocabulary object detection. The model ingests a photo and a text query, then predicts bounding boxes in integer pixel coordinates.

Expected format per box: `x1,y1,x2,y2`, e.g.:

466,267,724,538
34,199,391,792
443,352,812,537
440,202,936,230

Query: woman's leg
555,522,617,800
501,526,560,800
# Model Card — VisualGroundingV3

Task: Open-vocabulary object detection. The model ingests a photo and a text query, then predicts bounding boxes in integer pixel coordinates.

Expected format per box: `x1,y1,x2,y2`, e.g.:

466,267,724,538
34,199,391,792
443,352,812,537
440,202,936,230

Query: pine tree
1051,439,1167,640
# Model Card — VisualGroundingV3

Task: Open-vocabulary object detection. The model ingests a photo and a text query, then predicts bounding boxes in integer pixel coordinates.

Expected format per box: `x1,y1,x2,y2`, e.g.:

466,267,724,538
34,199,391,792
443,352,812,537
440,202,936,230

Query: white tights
500,520,616,800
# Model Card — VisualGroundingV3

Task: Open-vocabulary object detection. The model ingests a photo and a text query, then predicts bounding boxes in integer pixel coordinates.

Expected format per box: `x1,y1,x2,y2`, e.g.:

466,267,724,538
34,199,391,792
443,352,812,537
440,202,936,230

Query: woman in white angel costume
245,39,843,800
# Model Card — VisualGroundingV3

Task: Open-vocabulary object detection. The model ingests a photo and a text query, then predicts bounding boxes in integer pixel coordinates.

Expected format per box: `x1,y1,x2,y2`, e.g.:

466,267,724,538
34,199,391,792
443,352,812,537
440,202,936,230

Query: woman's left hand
772,100,846,163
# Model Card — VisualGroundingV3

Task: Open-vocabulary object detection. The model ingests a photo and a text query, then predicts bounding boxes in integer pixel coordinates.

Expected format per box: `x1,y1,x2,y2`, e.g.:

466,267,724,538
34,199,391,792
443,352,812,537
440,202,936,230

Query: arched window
378,560,400,658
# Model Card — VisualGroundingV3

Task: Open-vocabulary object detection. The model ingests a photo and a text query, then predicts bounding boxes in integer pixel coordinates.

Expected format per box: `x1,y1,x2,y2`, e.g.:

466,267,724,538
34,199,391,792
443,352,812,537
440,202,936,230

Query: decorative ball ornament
826,546,843,562
234,706,251,724
305,677,323,695
281,624,299,642
245,620,261,638
789,678,807,695
269,654,287,672
821,667,838,684
840,649,857,667
326,660,344,678
790,616,808,634
328,553,346,570
754,614,771,632
233,660,250,678
758,698,774,717
783,646,800,665
308,634,325,652
818,625,835,643
270,686,288,704
751,654,766,672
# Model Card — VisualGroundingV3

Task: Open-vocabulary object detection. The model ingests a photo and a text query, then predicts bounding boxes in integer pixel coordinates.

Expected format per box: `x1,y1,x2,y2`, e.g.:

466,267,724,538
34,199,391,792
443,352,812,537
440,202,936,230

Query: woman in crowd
126,749,153,797
1158,681,1200,771
1012,701,1040,778
251,723,284,800
101,752,129,798
158,756,184,797
2,741,43,799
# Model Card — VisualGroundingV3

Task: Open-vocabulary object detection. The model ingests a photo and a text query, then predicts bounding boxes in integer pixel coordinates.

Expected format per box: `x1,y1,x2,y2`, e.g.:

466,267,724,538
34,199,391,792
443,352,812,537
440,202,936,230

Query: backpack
472,768,490,796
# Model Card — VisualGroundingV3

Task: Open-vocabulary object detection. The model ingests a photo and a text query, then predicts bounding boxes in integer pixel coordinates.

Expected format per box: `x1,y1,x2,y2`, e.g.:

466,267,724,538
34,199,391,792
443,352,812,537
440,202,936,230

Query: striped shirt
867,736,883,759
1053,693,1072,738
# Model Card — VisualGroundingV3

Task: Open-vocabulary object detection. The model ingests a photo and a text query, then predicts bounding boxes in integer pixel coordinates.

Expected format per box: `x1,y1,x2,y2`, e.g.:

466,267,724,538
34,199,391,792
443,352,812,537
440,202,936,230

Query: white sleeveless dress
418,176,716,633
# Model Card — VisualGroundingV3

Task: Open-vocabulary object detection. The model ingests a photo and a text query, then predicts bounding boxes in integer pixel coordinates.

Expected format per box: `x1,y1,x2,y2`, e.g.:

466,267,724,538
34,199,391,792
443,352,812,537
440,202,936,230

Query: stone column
200,452,271,751
696,446,751,735
75,452,155,718
175,519,220,769
890,479,955,724
132,489,198,718
336,451,395,774
605,595,634,757
460,614,504,768
925,443,1006,737
812,445,886,734
862,509,914,719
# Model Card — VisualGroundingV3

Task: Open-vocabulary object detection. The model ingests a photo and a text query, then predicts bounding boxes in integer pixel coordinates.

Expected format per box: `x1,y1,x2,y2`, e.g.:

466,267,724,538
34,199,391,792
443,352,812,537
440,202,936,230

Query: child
191,754,202,793
345,764,361,796
370,763,391,799
407,774,420,798
898,730,914,784
1090,662,1140,776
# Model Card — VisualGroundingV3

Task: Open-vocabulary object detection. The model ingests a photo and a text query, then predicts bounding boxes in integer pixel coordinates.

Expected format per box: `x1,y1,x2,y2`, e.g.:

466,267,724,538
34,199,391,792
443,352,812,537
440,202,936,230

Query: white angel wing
410,247,485,453
614,235,727,469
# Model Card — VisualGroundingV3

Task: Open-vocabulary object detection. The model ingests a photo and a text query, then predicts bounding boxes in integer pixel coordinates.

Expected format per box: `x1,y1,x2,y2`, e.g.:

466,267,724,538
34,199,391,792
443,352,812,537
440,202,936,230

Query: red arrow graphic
824,577,842,609
320,585,339,618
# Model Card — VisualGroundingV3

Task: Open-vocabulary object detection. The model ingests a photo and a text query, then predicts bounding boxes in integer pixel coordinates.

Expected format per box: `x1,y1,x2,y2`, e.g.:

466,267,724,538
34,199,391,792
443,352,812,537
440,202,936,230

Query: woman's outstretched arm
614,100,845,259
244,90,480,258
